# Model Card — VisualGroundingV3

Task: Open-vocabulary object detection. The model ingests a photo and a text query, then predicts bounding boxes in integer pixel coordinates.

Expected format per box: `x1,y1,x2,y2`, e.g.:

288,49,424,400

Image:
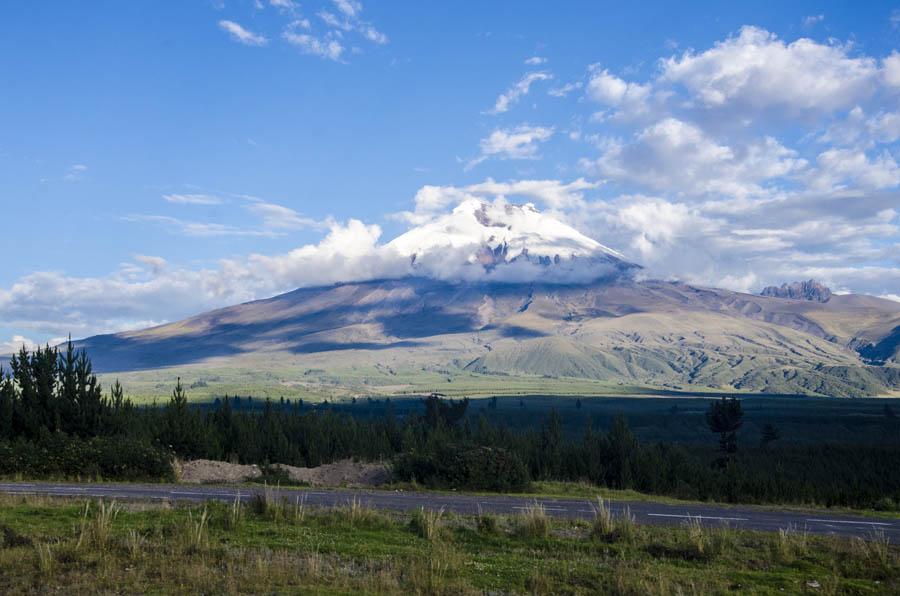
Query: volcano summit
68,201,900,400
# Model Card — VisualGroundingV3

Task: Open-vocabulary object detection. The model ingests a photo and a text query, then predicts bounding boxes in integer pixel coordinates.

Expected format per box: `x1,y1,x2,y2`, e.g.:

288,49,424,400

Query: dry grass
515,501,550,539
0,493,895,595
76,499,119,551
410,507,445,542
775,524,809,563
590,497,637,543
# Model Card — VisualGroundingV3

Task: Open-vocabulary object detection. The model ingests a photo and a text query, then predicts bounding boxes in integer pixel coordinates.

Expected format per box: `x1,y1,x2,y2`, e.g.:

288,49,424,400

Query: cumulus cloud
10,25,900,344
466,125,554,169
219,20,268,46
0,221,411,341
883,51,900,88
133,255,167,275
586,67,651,118
489,72,553,114
584,118,806,199
661,26,877,114
811,148,900,191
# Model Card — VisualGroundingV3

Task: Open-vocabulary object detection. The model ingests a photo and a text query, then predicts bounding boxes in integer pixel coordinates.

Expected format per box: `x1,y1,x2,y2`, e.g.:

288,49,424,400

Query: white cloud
585,118,806,199
548,81,582,98
812,149,900,191
464,178,598,210
662,26,877,114
244,199,323,230
467,125,554,169
283,30,344,61
0,222,412,340
124,215,278,238
883,51,900,88
333,0,361,18
525,56,547,65
63,164,87,182
162,193,224,205
0,335,44,356
611,198,698,260
489,72,553,114
394,178,599,225
270,0,296,9
317,2,388,46
802,14,824,28
586,68,650,116
218,20,268,46
134,255,167,275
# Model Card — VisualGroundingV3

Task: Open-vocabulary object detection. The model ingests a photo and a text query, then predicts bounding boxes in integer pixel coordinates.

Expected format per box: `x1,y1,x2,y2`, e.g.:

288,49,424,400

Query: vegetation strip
0,493,896,594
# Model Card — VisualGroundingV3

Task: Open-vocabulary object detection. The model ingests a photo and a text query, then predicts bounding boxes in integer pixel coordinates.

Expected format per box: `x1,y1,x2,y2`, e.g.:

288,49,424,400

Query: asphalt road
0,481,896,542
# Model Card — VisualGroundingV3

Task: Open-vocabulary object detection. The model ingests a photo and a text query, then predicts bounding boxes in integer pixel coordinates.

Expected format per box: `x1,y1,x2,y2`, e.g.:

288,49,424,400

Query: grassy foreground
0,493,897,595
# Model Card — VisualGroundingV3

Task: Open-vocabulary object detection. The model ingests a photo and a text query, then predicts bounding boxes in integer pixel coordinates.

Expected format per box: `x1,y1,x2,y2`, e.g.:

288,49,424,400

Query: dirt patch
271,460,392,487
177,459,262,484
177,458,391,487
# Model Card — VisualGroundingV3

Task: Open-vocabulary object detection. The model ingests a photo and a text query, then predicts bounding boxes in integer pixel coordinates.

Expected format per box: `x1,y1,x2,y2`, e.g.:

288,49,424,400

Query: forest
2,342,900,510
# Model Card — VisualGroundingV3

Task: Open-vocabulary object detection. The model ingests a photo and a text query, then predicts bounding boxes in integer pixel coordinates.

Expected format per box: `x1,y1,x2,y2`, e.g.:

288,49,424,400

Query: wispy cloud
488,72,553,114
466,125,555,169
243,198,324,230
802,14,824,28
548,81,582,98
63,164,87,182
123,214,277,238
162,193,224,205
525,56,547,65
283,29,345,61
218,20,268,46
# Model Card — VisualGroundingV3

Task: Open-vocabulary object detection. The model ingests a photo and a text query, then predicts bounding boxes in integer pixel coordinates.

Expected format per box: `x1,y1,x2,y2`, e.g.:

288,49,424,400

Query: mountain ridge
74,276,900,398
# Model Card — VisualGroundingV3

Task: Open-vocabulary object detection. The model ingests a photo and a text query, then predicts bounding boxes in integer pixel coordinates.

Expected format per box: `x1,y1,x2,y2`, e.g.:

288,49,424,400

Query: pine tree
0,367,15,439
760,422,780,447
706,397,743,463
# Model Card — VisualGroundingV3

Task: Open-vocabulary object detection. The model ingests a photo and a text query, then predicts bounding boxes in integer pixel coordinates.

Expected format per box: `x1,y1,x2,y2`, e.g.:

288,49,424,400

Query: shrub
393,445,529,491
0,435,174,481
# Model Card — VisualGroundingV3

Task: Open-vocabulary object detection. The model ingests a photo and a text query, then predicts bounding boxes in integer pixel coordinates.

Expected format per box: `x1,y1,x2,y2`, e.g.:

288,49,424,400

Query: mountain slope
58,200,900,398
77,278,900,398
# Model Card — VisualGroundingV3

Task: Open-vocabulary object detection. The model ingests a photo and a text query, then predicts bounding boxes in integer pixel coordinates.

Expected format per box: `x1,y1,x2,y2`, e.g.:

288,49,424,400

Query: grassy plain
0,493,897,595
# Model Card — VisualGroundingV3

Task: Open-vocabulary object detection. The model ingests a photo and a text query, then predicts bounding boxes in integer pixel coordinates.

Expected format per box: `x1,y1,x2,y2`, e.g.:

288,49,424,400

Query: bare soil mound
177,460,262,484
271,460,392,487
177,458,391,487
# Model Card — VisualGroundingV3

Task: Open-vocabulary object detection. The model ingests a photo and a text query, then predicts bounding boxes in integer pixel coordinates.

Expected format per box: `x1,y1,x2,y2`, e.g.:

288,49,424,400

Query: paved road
0,481,896,542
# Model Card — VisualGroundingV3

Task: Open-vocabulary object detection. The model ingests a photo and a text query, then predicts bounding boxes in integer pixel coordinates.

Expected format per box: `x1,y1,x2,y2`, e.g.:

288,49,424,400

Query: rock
761,280,832,302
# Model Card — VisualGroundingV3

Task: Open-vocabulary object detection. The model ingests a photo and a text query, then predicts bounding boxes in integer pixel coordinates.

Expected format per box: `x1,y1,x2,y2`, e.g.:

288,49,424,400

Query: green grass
0,493,896,594
98,360,689,405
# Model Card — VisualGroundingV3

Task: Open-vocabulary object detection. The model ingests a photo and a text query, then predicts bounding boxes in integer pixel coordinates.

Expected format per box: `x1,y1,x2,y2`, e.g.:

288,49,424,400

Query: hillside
76,277,900,399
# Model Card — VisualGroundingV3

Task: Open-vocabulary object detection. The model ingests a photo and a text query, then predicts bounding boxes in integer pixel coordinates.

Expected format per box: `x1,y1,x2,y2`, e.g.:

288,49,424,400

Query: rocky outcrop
761,280,832,303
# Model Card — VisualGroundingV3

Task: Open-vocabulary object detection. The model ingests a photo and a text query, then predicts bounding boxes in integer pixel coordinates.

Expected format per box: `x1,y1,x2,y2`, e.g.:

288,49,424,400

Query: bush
394,445,530,492
0,435,174,481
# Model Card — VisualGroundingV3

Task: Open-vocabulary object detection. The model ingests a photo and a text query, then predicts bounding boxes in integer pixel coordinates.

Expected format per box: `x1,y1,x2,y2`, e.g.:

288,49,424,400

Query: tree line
1,343,899,509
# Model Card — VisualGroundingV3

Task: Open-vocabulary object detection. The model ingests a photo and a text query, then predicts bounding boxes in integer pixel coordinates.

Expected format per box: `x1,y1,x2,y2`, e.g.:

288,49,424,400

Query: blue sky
2,1,900,350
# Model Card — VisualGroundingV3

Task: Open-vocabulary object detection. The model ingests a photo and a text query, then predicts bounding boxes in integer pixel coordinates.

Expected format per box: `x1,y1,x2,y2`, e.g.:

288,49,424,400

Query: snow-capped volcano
387,199,637,281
